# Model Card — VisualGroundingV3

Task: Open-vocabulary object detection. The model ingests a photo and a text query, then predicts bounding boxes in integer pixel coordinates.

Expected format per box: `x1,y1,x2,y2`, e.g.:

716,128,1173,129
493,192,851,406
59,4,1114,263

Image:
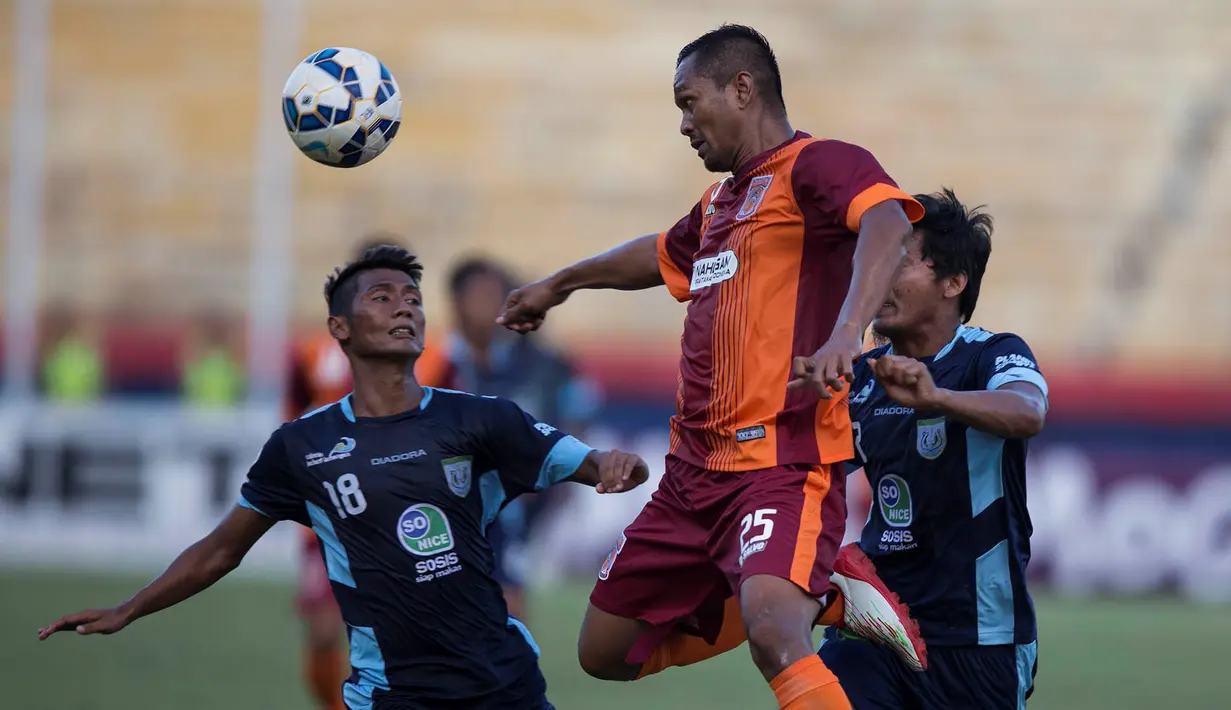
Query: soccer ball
282,47,402,168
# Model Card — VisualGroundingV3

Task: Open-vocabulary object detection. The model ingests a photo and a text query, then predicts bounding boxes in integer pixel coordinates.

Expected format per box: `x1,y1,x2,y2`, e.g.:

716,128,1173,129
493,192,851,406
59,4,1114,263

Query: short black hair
913,188,993,323
447,256,516,299
677,24,785,112
324,245,423,317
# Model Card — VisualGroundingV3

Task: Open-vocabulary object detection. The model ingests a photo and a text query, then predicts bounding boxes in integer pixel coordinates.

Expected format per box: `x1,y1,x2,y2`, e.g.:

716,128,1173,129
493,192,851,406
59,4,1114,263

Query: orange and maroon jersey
656,132,924,472
285,334,352,421
285,333,452,422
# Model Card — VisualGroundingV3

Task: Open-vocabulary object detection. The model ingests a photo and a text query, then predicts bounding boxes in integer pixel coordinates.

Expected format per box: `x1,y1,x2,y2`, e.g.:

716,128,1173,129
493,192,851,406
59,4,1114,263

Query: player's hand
868,355,944,410
594,449,650,494
38,606,133,640
788,325,863,399
496,278,568,334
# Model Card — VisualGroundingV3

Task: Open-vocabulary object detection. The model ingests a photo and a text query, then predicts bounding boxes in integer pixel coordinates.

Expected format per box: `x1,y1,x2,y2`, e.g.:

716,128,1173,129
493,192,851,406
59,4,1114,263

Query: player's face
336,268,426,360
872,232,948,337
454,272,506,345
674,57,742,173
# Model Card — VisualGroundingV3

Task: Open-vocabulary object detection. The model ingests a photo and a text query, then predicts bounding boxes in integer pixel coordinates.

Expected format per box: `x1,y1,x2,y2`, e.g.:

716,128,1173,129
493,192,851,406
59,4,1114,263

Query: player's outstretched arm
791,201,914,397
568,449,650,494
869,355,1047,439
37,506,275,640
497,234,663,333
927,382,1047,439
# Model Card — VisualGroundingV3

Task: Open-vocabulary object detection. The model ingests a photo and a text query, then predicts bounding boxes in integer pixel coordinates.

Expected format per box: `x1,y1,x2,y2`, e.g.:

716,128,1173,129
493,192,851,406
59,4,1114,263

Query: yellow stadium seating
1,0,1227,366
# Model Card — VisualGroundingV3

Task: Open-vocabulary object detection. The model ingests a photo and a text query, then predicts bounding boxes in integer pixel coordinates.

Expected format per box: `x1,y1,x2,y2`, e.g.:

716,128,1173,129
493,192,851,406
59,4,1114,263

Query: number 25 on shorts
739,508,777,566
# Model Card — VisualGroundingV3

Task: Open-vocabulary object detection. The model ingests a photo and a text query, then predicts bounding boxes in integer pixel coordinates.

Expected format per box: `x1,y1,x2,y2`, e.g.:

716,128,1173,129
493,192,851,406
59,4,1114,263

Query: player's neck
349,360,424,418
890,319,963,359
733,116,794,174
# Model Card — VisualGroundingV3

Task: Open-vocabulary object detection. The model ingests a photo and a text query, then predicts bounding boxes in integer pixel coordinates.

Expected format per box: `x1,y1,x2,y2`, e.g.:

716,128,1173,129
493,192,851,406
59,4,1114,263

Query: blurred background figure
180,313,245,408
38,303,106,404
435,255,602,620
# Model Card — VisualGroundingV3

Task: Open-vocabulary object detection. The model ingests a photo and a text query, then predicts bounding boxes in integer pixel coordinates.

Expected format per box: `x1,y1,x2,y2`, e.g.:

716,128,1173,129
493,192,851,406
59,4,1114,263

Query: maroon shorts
590,455,846,657
296,528,339,615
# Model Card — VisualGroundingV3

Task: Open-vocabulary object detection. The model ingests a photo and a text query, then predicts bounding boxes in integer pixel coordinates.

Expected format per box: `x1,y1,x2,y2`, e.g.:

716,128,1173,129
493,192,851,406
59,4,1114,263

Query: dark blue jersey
238,387,593,706
848,326,1047,647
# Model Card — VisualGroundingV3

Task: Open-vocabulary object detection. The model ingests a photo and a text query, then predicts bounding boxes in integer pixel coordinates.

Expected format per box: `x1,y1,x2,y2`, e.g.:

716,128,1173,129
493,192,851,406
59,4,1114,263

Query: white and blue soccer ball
282,47,402,168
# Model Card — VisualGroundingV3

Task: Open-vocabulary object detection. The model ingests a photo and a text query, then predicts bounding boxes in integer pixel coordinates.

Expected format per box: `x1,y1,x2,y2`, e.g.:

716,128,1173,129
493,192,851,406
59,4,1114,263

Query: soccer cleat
827,542,928,671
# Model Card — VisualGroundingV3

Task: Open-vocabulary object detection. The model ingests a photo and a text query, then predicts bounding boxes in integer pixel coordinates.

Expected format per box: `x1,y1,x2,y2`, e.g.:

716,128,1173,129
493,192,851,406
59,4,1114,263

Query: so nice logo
878,474,913,528
398,503,454,557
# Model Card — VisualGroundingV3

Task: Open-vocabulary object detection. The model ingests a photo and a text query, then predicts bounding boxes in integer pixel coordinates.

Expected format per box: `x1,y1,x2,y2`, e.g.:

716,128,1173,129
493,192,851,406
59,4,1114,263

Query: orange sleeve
846,184,925,233
657,231,692,302
415,340,451,387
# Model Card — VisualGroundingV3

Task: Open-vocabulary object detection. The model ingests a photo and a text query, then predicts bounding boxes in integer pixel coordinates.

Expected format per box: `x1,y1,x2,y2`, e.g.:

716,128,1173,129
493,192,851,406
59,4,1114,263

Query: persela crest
442,456,473,497
736,175,774,220
916,417,947,460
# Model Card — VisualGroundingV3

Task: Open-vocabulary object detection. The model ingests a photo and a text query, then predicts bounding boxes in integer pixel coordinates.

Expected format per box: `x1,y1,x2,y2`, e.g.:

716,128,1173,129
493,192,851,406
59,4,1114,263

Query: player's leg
915,642,1037,710
579,463,744,681
818,627,915,709
719,463,852,708
298,531,348,710
827,543,928,671
580,584,745,681
576,602,649,681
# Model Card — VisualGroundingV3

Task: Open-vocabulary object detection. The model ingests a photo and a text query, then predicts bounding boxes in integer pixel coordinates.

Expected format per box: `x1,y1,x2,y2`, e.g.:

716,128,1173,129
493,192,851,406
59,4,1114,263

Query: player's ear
327,314,351,343
943,273,969,300
732,70,756,109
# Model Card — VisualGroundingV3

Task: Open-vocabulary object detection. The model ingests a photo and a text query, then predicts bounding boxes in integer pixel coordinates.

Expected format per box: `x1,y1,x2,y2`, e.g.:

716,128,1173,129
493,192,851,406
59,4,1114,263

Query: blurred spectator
180,314,245,407
437,255,603,620
39,304,105,403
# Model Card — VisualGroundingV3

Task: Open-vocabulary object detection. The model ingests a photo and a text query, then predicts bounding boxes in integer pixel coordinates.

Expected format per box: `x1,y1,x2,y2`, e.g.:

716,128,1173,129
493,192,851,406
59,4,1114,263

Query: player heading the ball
38,245,650,709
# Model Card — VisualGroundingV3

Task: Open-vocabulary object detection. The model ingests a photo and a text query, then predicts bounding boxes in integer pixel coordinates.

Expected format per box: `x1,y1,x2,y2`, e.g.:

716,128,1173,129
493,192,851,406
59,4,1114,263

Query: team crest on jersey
598,532,627,581
442,456,473,497
735,175,774,220
916,418,947,460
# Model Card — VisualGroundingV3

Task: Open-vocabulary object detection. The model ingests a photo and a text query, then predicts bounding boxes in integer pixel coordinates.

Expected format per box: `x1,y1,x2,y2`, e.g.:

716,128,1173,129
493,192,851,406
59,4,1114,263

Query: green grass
4,568,1226,709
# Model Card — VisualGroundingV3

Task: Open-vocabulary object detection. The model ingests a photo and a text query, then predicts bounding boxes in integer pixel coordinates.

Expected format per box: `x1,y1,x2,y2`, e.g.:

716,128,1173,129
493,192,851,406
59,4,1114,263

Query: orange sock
816,587,845,627
636,597,748,678
306,648,347,710
769,655,851,709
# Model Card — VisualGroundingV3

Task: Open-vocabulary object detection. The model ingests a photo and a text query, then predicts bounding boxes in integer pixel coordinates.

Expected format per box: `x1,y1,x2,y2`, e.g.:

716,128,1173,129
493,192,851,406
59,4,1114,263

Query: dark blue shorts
368,662,554,710
819,628,1037,709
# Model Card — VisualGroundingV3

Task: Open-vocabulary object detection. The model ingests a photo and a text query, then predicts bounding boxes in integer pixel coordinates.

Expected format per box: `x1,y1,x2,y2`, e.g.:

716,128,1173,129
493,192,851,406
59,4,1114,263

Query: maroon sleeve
656,199,704,302
791,140,924,235
284,350,311,422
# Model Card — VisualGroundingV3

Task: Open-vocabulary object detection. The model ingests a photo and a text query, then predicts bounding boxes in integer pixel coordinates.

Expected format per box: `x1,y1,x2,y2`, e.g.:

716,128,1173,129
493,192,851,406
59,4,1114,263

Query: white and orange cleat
822,543,928,672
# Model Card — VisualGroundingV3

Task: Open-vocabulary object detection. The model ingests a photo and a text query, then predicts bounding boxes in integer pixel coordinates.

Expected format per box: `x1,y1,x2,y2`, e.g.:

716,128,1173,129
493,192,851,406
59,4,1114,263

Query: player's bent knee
740,575,822,679
576,604,643,682
577,642,638,682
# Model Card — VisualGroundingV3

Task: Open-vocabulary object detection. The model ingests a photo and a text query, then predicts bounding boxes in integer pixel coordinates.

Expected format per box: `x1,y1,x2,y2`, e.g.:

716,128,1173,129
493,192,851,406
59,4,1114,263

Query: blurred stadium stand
1,0,1230,599
0,0,1227,370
